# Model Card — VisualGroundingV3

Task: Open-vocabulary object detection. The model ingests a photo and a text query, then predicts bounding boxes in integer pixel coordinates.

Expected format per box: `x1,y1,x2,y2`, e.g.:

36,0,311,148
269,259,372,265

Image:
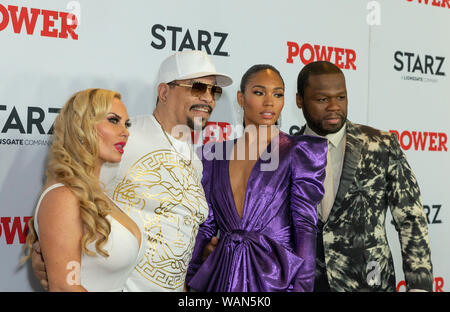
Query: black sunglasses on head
169,81,223,100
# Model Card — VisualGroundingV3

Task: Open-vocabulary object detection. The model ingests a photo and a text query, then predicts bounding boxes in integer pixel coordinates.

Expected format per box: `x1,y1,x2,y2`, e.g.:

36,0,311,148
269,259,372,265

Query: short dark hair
297,61,343,99
240,64,284,93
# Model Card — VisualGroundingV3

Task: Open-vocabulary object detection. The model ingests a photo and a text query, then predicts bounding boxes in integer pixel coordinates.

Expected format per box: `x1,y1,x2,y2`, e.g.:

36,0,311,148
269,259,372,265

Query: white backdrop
0,0,447,291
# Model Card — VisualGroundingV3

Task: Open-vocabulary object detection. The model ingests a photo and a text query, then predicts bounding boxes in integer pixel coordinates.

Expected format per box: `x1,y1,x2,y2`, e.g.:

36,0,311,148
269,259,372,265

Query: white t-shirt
100,114,208,292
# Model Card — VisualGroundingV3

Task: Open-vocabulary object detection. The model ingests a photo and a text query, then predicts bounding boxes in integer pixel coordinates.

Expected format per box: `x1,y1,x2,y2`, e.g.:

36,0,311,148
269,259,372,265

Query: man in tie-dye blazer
295,61,433,292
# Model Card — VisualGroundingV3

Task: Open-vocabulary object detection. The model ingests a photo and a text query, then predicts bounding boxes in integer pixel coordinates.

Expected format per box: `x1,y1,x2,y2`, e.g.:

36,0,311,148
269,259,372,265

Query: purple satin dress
186,132,327,292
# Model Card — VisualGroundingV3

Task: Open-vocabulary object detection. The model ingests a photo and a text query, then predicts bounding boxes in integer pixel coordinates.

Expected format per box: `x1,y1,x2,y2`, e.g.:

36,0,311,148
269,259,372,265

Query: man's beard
303,110,346,136
187,116,207,131
187,105,212,130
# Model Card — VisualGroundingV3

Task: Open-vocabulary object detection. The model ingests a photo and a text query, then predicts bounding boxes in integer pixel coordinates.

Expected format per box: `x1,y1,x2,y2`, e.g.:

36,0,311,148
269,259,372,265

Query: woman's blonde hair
24,88,122,259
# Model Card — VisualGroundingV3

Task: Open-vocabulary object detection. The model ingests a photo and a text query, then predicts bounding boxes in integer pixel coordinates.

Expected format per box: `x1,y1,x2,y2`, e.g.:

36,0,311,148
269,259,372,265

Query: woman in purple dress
186,65,327,292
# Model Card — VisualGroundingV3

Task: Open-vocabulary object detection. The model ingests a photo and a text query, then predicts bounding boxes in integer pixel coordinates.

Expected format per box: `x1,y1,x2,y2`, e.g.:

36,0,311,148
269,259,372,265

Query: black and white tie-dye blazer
300,120,433,291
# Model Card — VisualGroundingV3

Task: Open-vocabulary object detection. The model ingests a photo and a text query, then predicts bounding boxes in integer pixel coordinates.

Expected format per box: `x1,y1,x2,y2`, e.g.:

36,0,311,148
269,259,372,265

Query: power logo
286,42,357,70
0,216,31,245
390,130,447,152
406,0,450,9
396,277,445,292
0,4,78,39
191,121,232,145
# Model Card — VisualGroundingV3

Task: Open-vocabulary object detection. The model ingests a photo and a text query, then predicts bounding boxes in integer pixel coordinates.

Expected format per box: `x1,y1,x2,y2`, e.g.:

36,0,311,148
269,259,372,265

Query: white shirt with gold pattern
101,114,208,292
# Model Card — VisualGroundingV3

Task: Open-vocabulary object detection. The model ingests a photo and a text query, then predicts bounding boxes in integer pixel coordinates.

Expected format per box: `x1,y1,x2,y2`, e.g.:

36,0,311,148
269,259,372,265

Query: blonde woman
24,89,143,291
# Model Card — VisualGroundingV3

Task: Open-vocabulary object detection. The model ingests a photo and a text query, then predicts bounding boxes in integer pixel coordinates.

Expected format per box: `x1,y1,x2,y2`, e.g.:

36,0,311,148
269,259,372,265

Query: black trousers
314,219,331,292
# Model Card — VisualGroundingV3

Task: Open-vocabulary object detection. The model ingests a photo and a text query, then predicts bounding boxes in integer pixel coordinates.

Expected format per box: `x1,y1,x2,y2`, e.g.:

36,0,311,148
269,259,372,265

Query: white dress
34,183,145,292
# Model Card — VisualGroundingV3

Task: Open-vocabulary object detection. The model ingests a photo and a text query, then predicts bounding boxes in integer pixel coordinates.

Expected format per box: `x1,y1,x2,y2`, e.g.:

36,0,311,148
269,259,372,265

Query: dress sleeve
186,144,218,287
289,135,327,291
386,133,433,291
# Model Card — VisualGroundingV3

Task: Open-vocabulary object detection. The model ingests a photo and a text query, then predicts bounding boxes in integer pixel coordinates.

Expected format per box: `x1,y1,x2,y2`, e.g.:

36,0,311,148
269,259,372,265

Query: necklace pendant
155,114,194,168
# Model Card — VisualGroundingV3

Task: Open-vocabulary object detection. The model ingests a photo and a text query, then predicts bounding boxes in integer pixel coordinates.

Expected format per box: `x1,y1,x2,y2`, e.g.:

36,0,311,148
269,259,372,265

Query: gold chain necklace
154,114,193,167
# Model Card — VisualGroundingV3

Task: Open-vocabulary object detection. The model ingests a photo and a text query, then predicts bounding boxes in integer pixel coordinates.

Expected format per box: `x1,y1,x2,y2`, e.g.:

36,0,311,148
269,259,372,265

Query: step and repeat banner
0,0,448,291
369,0,449,292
